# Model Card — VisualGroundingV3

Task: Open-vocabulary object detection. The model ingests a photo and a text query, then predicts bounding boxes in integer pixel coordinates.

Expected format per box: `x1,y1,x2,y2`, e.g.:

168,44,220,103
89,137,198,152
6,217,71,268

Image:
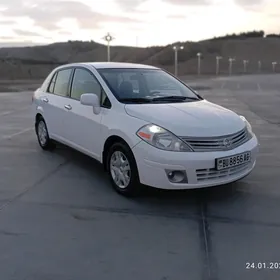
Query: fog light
165,170,188,183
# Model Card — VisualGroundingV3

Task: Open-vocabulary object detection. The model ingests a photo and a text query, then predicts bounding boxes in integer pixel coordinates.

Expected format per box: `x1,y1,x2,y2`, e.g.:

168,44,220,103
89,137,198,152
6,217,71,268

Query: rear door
41,67,73,141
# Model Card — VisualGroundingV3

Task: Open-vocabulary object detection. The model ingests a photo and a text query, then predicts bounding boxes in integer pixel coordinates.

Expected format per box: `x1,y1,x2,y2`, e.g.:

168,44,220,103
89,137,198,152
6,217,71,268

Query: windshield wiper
119,97,152,104
119,96,199,104
152,96,199,101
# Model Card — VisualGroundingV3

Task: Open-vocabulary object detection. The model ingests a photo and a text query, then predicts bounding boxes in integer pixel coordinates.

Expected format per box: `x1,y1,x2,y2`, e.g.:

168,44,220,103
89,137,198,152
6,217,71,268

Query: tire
106,142,141,196
35,116,55,151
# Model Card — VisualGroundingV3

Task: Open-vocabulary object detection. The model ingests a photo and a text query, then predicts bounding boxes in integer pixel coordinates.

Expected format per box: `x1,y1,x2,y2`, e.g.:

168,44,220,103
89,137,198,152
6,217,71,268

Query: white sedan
32,62,259,196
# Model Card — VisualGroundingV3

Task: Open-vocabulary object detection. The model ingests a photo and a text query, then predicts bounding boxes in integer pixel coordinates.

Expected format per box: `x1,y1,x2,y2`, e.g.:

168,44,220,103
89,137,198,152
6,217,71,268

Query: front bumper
132,134,259,190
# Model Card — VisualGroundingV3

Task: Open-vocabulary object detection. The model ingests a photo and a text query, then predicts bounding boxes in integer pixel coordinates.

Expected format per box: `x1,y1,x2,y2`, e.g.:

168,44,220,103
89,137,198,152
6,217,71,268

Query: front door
64,67,105,160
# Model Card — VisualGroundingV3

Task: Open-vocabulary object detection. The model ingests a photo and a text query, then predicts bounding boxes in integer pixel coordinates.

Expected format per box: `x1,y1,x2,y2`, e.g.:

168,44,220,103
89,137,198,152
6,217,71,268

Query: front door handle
64,104,72,110
42,98,49,103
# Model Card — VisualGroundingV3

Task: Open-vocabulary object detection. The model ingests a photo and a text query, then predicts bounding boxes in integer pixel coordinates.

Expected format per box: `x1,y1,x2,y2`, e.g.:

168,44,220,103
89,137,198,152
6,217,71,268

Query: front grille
180,128,250,152
196,163,250,182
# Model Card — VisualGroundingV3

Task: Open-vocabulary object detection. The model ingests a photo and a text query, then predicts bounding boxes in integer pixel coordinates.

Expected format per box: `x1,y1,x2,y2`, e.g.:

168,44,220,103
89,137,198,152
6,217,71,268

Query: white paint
0,107,30,117
0,111,13,116
1,127,33,141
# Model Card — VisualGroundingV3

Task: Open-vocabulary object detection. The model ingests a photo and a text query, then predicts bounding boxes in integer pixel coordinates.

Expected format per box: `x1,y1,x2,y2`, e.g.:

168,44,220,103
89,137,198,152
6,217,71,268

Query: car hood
124,100,245,137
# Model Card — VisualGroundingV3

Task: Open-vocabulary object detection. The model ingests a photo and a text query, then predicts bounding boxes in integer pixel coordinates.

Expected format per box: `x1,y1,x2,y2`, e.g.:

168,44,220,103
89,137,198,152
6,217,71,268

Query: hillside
0,37,280,79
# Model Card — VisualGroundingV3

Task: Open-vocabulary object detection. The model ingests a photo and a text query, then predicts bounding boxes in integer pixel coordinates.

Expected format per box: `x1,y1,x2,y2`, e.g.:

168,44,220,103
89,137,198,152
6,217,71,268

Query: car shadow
52,142,245,213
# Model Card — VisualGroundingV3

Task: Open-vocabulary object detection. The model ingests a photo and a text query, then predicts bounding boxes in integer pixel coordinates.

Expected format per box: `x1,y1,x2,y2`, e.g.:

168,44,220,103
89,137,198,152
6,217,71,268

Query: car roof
57,62,160,70
89,62,159,69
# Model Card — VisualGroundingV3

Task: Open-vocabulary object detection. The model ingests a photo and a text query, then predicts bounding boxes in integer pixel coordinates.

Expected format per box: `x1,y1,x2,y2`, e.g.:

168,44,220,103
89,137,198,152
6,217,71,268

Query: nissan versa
32,62,259,196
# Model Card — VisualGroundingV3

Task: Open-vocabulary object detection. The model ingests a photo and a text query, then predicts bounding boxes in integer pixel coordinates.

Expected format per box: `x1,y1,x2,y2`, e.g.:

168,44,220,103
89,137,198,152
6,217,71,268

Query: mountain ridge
0,36,280,79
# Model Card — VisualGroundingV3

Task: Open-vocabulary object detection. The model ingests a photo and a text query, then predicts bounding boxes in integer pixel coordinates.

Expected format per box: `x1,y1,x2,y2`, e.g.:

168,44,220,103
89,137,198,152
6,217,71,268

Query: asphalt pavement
0,74,280,280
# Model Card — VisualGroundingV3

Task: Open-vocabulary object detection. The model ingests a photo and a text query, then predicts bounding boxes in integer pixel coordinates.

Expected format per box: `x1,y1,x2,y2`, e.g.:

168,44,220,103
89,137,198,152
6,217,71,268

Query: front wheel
107,142,141,196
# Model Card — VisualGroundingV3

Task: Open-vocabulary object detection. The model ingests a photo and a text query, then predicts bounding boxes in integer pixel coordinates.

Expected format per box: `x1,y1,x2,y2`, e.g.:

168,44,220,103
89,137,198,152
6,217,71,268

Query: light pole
197,52,202,75
243,60,249,73
216,56,222,75
102,32,114,62
173,45,184,76
272,62,277,73
258,60,262,73
229,58,235,76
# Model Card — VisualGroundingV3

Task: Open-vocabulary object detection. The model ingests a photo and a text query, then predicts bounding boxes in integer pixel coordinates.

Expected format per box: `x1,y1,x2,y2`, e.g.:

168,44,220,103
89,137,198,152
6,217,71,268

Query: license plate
215,151,251,171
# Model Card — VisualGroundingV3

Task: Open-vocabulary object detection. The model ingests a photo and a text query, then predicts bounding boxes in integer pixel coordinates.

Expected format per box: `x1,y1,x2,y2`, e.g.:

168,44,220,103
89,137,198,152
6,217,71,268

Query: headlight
240,115,254,138
136,124,193,152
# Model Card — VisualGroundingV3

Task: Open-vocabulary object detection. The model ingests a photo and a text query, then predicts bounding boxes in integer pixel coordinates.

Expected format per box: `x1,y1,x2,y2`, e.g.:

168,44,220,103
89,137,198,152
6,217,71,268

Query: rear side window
52,69,72,97
48,72,57,93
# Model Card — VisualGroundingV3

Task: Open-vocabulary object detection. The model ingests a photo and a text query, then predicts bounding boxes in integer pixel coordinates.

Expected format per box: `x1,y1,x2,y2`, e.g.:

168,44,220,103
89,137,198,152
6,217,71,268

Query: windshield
97,68,201,104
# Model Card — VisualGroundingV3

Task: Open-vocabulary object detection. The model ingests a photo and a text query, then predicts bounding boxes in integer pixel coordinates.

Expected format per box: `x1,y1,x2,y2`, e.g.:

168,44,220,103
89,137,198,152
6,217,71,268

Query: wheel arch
35,113,43,132
102,135,128,170
35,113,43,122
102,131,140,171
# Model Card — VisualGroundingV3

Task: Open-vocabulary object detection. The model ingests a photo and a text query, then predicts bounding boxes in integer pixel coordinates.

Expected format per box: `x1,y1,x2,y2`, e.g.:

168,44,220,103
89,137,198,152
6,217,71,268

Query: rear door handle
64,104,72,110
42,98,49,103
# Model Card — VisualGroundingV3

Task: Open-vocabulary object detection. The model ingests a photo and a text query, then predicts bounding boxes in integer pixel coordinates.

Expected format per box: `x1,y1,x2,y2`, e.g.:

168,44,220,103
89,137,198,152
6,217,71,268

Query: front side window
52,69,72,97
70,68,102,101
97,68,201,104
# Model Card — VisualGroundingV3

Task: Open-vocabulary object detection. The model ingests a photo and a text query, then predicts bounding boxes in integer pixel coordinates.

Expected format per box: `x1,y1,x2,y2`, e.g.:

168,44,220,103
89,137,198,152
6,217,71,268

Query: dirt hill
0,37,280,79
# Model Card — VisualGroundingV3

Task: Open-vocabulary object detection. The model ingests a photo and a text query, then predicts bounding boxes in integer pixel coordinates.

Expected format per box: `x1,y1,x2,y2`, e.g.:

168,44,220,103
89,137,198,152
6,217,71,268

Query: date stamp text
246,262,280,270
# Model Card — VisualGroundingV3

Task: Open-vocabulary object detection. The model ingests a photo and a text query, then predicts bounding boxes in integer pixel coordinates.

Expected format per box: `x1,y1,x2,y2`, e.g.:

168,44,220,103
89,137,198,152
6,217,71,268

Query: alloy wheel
37,120,48,146
110,151,131,189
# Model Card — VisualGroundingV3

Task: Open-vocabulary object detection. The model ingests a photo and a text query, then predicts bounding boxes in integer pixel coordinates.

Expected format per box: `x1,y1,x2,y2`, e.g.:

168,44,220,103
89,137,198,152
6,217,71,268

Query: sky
0,0,279,47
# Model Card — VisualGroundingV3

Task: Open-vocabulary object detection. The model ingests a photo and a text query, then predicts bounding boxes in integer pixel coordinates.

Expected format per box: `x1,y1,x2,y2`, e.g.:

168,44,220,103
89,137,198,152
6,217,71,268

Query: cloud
57,31,73,35
2,0,140,30
0,19,16,25
0,41,40,47
114,0,145,11
234,0,265,12
13,29,42,37
234,0,263,5
268,13,280,18
162,0,212,5
114,0,212,14
0,36,16,40
167,14,187,19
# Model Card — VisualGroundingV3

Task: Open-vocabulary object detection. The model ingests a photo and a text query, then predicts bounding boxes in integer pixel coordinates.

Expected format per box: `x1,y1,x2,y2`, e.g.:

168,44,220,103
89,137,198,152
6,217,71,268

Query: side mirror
80,93,101,115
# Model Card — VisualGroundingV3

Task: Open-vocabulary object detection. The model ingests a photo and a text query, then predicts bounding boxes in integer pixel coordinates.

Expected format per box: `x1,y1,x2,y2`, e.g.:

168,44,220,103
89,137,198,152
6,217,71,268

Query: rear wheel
107,142,141,196
36,117,55,150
